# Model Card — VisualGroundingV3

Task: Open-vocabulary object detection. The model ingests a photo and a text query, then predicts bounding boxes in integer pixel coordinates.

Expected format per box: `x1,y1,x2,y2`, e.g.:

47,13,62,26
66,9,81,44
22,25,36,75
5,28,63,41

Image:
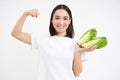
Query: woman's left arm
72,46,96,77
72,51,82,77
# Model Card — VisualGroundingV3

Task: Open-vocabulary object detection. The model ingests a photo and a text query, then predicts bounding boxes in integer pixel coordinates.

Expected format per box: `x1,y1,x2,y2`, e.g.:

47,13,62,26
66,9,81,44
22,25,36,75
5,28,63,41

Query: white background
0,0,120,80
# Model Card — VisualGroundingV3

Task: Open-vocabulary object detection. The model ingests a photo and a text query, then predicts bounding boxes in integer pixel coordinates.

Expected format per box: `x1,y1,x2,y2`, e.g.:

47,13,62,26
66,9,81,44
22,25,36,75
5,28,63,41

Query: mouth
57,25,65,29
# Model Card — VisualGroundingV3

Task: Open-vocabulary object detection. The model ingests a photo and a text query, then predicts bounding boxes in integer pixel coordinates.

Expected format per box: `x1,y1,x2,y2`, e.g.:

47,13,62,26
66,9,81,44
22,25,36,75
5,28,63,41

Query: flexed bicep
11,9,39,45
12,32,31,45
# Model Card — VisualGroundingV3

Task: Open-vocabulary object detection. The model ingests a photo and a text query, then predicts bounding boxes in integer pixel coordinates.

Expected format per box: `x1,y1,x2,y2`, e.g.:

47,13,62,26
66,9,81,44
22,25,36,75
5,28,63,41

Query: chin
57,30,66,33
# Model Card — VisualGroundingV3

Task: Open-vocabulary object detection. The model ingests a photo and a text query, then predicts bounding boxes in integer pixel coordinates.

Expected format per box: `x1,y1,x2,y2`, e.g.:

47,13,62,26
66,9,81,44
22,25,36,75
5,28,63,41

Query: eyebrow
55,15,69,17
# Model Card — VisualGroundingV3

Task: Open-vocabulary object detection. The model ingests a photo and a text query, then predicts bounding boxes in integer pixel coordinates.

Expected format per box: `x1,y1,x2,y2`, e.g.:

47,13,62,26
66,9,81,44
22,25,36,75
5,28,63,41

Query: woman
11,4,96,80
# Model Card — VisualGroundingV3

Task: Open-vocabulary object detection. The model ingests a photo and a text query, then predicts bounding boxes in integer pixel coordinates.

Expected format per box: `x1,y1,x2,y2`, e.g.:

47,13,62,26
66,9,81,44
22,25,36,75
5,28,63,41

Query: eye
64,17,68,20
64,16,69,20
55,17,59,20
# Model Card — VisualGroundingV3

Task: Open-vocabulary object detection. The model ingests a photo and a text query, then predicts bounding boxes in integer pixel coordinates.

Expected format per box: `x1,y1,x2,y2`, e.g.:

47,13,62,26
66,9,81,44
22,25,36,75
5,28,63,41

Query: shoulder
31,34,50,42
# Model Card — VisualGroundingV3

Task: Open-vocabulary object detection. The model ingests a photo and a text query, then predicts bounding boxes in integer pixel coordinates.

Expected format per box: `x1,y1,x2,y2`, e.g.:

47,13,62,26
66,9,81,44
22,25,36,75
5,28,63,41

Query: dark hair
49,4,74,38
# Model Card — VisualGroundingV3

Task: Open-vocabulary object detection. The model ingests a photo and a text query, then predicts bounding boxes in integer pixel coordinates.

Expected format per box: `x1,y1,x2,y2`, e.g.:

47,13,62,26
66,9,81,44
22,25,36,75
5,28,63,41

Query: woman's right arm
11,9,39,45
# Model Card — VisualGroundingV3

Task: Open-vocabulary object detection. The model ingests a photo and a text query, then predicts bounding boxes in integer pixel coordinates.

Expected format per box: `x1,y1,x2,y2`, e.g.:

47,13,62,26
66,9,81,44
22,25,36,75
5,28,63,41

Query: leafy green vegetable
77,28,108,49
77,28,97,45
82,37,108,49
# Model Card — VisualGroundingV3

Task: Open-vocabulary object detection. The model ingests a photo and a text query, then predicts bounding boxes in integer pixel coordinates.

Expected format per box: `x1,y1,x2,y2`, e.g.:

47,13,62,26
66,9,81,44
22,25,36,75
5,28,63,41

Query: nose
59,19,64,25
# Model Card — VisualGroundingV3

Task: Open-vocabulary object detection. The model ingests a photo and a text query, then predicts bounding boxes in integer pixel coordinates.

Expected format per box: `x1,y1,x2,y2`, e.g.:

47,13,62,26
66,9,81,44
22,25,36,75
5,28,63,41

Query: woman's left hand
76,44,97,53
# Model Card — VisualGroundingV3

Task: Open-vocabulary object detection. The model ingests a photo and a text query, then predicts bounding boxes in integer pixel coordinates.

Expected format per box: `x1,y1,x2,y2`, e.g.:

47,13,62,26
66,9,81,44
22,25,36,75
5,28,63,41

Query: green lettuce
77,28,108,49
82,37,108,49
77,28,97,45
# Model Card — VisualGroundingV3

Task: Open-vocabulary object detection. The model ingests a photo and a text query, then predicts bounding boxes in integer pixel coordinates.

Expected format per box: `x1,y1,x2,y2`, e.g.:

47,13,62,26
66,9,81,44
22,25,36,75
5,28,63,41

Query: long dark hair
49,4,74,38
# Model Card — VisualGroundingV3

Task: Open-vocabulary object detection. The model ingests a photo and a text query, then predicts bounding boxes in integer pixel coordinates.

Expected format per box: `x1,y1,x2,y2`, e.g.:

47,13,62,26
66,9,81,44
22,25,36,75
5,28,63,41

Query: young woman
11,4,96,80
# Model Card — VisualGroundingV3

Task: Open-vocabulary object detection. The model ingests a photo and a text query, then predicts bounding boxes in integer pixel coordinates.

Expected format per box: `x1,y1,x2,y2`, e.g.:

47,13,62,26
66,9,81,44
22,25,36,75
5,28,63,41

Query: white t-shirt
31,35,86,80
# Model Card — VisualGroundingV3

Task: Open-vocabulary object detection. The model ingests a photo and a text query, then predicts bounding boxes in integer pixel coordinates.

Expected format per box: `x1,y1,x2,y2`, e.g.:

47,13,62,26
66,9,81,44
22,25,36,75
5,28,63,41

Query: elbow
72,65,83,77
11,31,16,38
11,31,20,38
11,31,20,39
11,31,14,37
74,71,82,77
74,74,80,77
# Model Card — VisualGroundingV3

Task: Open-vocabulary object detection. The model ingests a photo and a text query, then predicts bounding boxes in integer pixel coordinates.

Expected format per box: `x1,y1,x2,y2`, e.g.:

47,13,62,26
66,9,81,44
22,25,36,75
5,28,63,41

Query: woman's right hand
24,9,40,18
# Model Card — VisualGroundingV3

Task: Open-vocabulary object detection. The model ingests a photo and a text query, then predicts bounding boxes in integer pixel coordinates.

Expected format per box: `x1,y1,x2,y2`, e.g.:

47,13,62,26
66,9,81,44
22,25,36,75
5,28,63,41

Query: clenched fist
24,9,40,18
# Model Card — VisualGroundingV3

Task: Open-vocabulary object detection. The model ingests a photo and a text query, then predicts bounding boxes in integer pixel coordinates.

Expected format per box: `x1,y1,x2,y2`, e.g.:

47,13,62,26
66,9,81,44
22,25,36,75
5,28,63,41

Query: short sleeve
31,34,39,49
81,52,87,61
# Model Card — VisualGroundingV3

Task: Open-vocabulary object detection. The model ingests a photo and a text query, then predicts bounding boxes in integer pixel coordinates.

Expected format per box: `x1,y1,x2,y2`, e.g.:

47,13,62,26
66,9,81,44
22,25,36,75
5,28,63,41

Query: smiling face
52,9,71,36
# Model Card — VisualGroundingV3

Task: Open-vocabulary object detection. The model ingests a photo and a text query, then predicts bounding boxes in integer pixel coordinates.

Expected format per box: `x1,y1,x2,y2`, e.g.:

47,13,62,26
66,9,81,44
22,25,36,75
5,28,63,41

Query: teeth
58,25,64,29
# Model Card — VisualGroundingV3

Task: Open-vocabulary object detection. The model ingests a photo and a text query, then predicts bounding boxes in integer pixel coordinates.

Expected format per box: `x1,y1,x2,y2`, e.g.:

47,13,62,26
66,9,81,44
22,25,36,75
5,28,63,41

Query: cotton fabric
31,35,86,80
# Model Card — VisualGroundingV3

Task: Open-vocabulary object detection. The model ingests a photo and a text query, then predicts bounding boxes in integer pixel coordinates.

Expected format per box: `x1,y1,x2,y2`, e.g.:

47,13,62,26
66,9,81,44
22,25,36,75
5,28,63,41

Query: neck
56,32,66,37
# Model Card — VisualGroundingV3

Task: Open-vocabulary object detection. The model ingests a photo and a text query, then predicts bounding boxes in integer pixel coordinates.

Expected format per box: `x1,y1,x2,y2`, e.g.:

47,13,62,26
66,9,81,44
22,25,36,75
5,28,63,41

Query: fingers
87,46,97,52
25,9,40,18
77,46,96,53
76,43,83,48
31,9,40,18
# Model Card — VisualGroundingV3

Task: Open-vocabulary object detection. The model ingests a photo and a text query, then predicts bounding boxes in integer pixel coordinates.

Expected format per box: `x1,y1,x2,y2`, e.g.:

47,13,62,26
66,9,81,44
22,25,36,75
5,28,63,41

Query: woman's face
52,9,71,36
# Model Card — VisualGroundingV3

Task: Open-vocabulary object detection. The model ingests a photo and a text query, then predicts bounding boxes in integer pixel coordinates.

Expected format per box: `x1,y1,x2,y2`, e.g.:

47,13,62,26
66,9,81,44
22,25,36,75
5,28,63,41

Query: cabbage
82,37,108,49
77,28,108,49
77,28,97,45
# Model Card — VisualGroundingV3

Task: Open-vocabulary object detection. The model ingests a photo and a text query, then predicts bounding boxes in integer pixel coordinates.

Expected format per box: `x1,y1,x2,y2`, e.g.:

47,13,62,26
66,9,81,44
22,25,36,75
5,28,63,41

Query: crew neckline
52,35,74,40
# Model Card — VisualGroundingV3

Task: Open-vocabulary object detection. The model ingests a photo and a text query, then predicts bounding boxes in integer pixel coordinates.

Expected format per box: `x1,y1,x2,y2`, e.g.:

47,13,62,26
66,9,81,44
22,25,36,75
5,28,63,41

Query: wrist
74,50,82,56
75,48,83,54
23,11,29,17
